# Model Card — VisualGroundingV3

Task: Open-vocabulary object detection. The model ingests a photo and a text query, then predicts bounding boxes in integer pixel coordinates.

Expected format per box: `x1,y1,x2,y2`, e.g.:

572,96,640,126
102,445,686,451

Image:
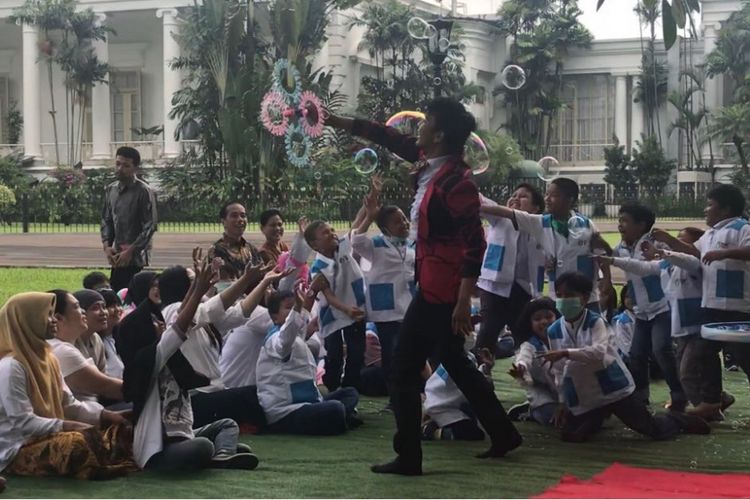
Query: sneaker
507,402,531,422
236,443,253,454
346,414,364,429
210,452,259,470
727,364,739,372
687,402,724,422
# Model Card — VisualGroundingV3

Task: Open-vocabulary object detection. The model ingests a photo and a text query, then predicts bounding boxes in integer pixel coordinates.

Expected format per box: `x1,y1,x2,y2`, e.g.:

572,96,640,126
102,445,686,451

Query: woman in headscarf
116,258,258,471
0,292,136,479
121,271,160,318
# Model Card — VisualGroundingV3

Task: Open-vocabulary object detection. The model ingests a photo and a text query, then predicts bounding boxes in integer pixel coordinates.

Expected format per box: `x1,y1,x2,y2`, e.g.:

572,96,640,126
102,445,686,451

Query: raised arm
651,229,700,257
326,114,420,163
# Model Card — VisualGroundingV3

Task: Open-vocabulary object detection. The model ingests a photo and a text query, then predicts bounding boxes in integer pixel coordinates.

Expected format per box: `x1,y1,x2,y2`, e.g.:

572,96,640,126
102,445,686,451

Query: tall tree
495,0,592,158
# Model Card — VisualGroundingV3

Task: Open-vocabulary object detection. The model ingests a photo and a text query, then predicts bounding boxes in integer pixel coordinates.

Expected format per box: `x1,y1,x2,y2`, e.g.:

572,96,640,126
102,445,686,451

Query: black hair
375,205,402,234
707,184,746,218
267,290,295,315
618,283,631,314
619,201,656,232
48,289,73,316
514,182,545,213
680,226,705,243
304,220,327,247
550,177,579,203
158,266,191,307
554,272,593,298
425,97,477,155
82,271,109,291
115,146,141,167
219,201,245,220
99,288,122,308
260,208,283,227
219,263,239,280
511,297,559,346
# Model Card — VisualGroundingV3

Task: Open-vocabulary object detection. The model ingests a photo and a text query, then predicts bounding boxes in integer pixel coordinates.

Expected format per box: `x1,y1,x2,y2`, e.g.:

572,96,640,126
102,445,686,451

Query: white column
90,12,112,161
631,75,645,152
21,23,42,158
614,75,628,147
156,8,180,158
702,24,721,161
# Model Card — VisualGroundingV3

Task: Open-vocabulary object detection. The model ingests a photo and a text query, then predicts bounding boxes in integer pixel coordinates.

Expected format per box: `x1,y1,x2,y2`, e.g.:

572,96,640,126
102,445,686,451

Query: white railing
30,140,202,166
40,142,94,166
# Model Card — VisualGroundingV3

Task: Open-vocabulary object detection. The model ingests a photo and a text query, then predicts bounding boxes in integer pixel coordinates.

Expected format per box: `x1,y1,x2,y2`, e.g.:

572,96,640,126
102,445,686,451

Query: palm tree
709,103,750,174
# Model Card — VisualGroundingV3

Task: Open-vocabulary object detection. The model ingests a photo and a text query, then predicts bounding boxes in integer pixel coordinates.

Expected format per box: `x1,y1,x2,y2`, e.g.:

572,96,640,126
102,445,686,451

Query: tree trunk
734,135,749,175
47,59,61,166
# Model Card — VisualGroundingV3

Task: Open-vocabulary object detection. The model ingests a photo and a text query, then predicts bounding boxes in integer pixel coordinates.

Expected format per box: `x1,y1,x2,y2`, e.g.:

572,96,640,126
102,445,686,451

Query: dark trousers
110,265,142,293
375,321,401,383
323,321,366,391
629,311,686,406
697,309,750,402
674,335,712,405
268,387,359,436
477,284,531,355
442,419,485,441
390,293,520,467
561,393,681,443
359,366,389,396
190,385,267,429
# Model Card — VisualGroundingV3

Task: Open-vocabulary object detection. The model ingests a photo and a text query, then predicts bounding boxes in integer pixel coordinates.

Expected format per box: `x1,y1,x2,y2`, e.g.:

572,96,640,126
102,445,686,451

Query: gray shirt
100,178,157,267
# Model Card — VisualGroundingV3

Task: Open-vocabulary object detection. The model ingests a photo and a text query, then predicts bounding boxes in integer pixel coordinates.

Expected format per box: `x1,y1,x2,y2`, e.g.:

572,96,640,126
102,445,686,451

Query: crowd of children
2,156,750,482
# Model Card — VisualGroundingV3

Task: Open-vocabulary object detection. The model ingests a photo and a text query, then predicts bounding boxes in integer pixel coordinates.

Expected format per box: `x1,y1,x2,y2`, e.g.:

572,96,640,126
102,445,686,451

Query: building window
550,74,615,163
475,86,486,105
111,70,142,142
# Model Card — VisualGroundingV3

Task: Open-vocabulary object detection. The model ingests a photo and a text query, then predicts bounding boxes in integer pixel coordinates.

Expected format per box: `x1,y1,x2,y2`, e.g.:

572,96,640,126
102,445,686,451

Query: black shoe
211,452,259,470
421,420,440,441
236,443,253,454
727,364,739,372
668,410,711,435
347,414,364,429
507,402,531,422
371,459,422,476
381,401,394,413
476,433,522,459
721,391,736,412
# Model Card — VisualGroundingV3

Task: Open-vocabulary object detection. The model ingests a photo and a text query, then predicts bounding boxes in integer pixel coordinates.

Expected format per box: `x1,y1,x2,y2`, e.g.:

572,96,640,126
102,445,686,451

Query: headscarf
115,297,209,421
0,292,65,419
73,289,105,311
126,271,158,307
99,289,121,308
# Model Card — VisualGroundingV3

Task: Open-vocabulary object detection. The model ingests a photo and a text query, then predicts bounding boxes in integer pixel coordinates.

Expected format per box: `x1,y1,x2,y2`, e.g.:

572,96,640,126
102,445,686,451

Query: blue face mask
555,297,584,320
215,280,234,293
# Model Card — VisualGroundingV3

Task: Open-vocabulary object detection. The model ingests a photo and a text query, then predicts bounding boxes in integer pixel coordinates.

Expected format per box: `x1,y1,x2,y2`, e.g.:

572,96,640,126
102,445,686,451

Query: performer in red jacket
326,98,522,476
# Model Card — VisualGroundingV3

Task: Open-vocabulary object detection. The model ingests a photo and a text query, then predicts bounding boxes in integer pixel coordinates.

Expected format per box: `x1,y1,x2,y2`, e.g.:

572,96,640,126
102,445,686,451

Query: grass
4,366,750,498
2,267,750,497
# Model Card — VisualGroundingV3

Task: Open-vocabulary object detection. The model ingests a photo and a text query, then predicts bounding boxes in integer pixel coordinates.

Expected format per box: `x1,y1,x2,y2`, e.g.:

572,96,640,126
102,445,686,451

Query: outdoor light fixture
427,18,454,98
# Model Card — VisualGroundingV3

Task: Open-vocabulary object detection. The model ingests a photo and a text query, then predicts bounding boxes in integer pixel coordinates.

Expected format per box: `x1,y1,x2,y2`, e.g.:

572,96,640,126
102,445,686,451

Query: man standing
325,98,521,476
101,146,157,292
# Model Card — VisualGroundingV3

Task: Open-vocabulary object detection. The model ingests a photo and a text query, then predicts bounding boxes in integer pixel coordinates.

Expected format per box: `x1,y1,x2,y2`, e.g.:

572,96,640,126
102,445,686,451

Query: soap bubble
354,148,379,175
432,76,442,86
537,156,559,183
385,111,425,136
313,171,322,181
438,37,450,52
689,460,698,469
464,132,490,175
505,146,514,155
407,17,436,40
501,64,527,90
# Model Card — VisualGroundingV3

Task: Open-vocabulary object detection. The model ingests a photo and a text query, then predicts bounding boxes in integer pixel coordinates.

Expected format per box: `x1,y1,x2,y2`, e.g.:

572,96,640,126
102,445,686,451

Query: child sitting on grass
539,272,710,443
507,297,560,426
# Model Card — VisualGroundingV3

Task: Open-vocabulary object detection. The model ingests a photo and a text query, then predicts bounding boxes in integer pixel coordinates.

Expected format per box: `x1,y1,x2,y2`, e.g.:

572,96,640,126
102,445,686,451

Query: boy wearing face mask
352,176,415,398
539,272,710,443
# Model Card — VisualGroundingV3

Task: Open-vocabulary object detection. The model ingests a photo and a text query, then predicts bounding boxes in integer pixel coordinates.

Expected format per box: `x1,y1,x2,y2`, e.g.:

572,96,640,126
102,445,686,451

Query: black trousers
323,321,366,391
190,385,267,429
110,265,142,293
561,393,681,443
477,284,531,355
390,293,520,466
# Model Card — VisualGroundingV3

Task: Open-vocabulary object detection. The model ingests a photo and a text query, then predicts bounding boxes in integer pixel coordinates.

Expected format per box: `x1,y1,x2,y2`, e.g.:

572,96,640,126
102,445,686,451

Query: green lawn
4,366,750,498
2,267,750,497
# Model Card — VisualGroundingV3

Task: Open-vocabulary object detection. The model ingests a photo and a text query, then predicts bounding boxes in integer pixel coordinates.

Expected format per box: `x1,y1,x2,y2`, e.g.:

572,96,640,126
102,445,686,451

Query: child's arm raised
321,287,365,321
651,229,701,257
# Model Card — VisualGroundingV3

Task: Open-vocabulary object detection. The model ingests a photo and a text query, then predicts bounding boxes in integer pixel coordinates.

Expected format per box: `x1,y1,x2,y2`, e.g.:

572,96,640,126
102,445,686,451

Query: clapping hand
508,363,526,379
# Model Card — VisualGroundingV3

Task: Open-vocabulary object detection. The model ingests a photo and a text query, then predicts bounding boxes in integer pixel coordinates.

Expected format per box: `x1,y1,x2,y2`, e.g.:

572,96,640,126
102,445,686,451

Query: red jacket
351,119,486,304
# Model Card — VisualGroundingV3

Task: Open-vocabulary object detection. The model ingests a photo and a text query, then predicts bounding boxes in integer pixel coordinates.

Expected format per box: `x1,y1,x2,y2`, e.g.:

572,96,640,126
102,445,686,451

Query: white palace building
0,0,742,195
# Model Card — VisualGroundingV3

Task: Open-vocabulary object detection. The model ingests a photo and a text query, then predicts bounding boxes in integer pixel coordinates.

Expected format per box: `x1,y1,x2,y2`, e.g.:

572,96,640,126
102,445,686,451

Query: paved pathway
0,220,706,285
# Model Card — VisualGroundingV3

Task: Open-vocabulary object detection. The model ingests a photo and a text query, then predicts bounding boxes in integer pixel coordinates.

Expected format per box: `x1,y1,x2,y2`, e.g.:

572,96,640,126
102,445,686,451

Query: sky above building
460,0,660,40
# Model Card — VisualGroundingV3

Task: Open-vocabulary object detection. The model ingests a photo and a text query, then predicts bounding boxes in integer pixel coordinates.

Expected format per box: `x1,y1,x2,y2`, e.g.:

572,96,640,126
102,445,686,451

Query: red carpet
535,463,750,498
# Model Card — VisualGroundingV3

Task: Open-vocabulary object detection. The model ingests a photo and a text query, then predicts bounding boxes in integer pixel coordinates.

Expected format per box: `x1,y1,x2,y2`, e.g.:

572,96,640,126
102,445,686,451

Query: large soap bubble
354,148,379,175
407,17,437,40
537,155,559,182
501,64,527,90
385,111,426,136
464,133,490,175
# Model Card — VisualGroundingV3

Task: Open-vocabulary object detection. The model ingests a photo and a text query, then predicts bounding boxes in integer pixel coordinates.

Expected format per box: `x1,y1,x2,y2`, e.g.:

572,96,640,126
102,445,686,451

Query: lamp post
427,19,454,98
